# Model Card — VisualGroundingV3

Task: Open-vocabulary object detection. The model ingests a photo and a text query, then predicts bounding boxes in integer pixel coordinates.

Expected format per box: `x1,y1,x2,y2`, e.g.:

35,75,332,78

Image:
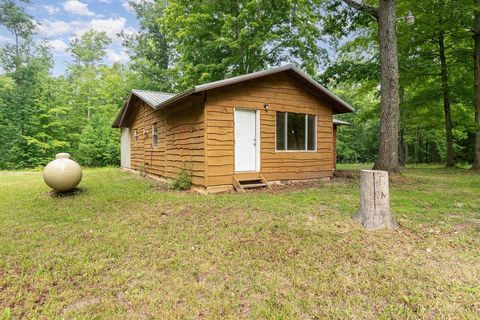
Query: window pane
307,115,316,150
153,125,158,146
287,113,306,150
276,112,286,150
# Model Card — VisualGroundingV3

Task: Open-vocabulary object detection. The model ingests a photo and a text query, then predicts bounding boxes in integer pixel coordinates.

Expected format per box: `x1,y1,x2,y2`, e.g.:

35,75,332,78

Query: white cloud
98,0,112,3
43,5,60,15
89,17,129,41
106,49,129,64
37,19,72,37
122,0,153,12
37,17,136,44
63,0,95,17
0,35,12,42
89,17,135,43
46,39,69,53
121,1,130,12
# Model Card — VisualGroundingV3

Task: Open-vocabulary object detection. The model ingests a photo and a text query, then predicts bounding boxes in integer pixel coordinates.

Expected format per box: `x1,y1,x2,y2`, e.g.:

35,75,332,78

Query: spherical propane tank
43,153,82,192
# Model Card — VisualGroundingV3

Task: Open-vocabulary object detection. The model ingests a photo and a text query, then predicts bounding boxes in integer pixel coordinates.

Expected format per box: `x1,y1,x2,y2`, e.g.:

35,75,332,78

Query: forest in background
0,0,477,169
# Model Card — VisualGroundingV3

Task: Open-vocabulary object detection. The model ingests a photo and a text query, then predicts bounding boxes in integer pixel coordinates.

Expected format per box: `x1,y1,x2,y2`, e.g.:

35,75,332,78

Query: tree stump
353,170,399,230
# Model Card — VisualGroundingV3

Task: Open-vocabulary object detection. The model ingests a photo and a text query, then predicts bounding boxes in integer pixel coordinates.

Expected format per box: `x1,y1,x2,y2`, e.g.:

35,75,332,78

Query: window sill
275,150,317,153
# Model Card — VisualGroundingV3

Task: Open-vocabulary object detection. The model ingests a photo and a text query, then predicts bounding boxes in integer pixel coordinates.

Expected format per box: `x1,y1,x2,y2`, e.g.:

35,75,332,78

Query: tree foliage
326,0,477,166
0,5,135,169
126,0,326,90
0,0,479,170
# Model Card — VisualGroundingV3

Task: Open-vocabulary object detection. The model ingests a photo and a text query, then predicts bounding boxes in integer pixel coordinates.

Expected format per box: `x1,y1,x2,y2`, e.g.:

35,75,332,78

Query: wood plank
127,96,206,185
232,175,245,193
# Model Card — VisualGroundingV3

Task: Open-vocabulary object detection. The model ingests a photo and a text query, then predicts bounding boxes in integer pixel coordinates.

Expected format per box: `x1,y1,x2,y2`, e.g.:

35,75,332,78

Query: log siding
128,96,206,185
117,68,351,190
205,73,334,186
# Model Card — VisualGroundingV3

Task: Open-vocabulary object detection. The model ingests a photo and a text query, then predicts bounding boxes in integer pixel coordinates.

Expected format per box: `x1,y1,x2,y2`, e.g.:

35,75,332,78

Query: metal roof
333,119,350,125
131,89,175,108
113,64,355,128
153,64,354,113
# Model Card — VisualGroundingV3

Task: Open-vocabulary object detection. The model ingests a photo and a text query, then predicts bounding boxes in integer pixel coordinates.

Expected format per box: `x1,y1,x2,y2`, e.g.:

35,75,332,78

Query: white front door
120,127,131,168
234,109,258,172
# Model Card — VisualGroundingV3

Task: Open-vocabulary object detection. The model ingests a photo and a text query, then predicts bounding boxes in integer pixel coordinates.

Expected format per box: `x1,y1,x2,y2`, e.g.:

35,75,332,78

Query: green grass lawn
1,167,479,319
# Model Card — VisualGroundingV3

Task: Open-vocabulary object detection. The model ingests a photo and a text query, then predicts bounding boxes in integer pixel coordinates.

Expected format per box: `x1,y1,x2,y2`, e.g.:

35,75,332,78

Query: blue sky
0,0,142,75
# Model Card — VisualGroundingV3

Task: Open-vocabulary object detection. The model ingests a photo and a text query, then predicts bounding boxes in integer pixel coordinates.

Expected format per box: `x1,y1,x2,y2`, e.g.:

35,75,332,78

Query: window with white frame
134,128,138,143
276,112,316,151
152,124,158,146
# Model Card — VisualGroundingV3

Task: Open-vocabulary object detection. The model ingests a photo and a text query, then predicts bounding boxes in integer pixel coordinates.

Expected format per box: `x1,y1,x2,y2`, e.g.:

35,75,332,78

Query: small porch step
242,182,268,189
233,174,270,192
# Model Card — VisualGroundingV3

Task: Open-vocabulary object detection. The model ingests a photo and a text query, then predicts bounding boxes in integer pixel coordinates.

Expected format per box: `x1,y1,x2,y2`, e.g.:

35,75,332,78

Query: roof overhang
333,119,350,126
112,90,176,128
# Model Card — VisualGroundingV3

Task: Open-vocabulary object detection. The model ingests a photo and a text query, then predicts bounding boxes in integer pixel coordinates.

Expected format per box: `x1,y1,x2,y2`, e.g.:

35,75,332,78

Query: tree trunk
438,31,455,167
14,28,19,73
405,140,409,163
399,127,405,166
415,127,419,163
473,0,480,169
354,170,398,230
372,0,400,173
399,85,405,167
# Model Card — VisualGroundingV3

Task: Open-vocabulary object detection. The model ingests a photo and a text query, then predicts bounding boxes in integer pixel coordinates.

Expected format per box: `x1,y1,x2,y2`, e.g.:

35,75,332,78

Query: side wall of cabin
333,125,337,169
204,73,334,187
128,96,206,185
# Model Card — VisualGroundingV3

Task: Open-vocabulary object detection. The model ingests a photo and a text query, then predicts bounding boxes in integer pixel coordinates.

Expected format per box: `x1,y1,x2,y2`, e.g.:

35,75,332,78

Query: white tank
43,153,82,192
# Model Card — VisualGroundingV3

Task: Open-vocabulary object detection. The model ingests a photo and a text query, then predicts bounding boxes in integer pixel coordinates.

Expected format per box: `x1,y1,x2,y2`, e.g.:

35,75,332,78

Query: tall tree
396,0,473,167
0,0,34,72
68,30,111,67
122,0,171,91
67,30,112,120
325,0,401,173
438,30,455,166
474,0,480,169
373,0,401,172
325,0,475,167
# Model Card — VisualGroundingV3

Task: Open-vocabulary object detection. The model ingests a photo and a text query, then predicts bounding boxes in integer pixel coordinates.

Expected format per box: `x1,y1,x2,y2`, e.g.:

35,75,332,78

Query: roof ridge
132,89,175,95
193,64,294,91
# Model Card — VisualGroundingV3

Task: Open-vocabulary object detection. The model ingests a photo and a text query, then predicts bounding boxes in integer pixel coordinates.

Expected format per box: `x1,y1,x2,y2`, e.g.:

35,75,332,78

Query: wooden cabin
112,65,354,193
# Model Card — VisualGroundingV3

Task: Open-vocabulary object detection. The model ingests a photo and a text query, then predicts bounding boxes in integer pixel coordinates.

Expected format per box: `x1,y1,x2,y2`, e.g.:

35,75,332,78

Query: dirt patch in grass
333,169,360,179
250,179,327,193
64,297,101,314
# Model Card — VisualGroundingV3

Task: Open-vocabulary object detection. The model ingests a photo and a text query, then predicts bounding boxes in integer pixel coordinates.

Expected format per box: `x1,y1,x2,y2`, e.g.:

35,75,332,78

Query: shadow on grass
47,187,86,198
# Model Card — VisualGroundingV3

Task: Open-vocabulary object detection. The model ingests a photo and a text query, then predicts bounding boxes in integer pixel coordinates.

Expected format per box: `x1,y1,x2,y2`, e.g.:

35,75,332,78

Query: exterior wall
333,125,337,169
205,73,334,186
128,96,205,185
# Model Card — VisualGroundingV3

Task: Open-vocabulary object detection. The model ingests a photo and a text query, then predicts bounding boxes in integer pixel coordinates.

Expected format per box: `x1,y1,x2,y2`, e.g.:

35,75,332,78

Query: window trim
275,112,317,152
152,124,158,147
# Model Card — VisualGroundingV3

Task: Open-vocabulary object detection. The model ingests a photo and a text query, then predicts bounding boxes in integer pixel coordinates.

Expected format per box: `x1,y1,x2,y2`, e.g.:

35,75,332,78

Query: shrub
172,169,192,190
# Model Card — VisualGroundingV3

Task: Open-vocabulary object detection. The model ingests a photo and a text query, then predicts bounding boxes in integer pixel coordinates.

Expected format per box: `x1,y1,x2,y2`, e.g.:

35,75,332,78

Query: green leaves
130,0,325,90
0,0,34,39
68,30,112,67
322,0,477,165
